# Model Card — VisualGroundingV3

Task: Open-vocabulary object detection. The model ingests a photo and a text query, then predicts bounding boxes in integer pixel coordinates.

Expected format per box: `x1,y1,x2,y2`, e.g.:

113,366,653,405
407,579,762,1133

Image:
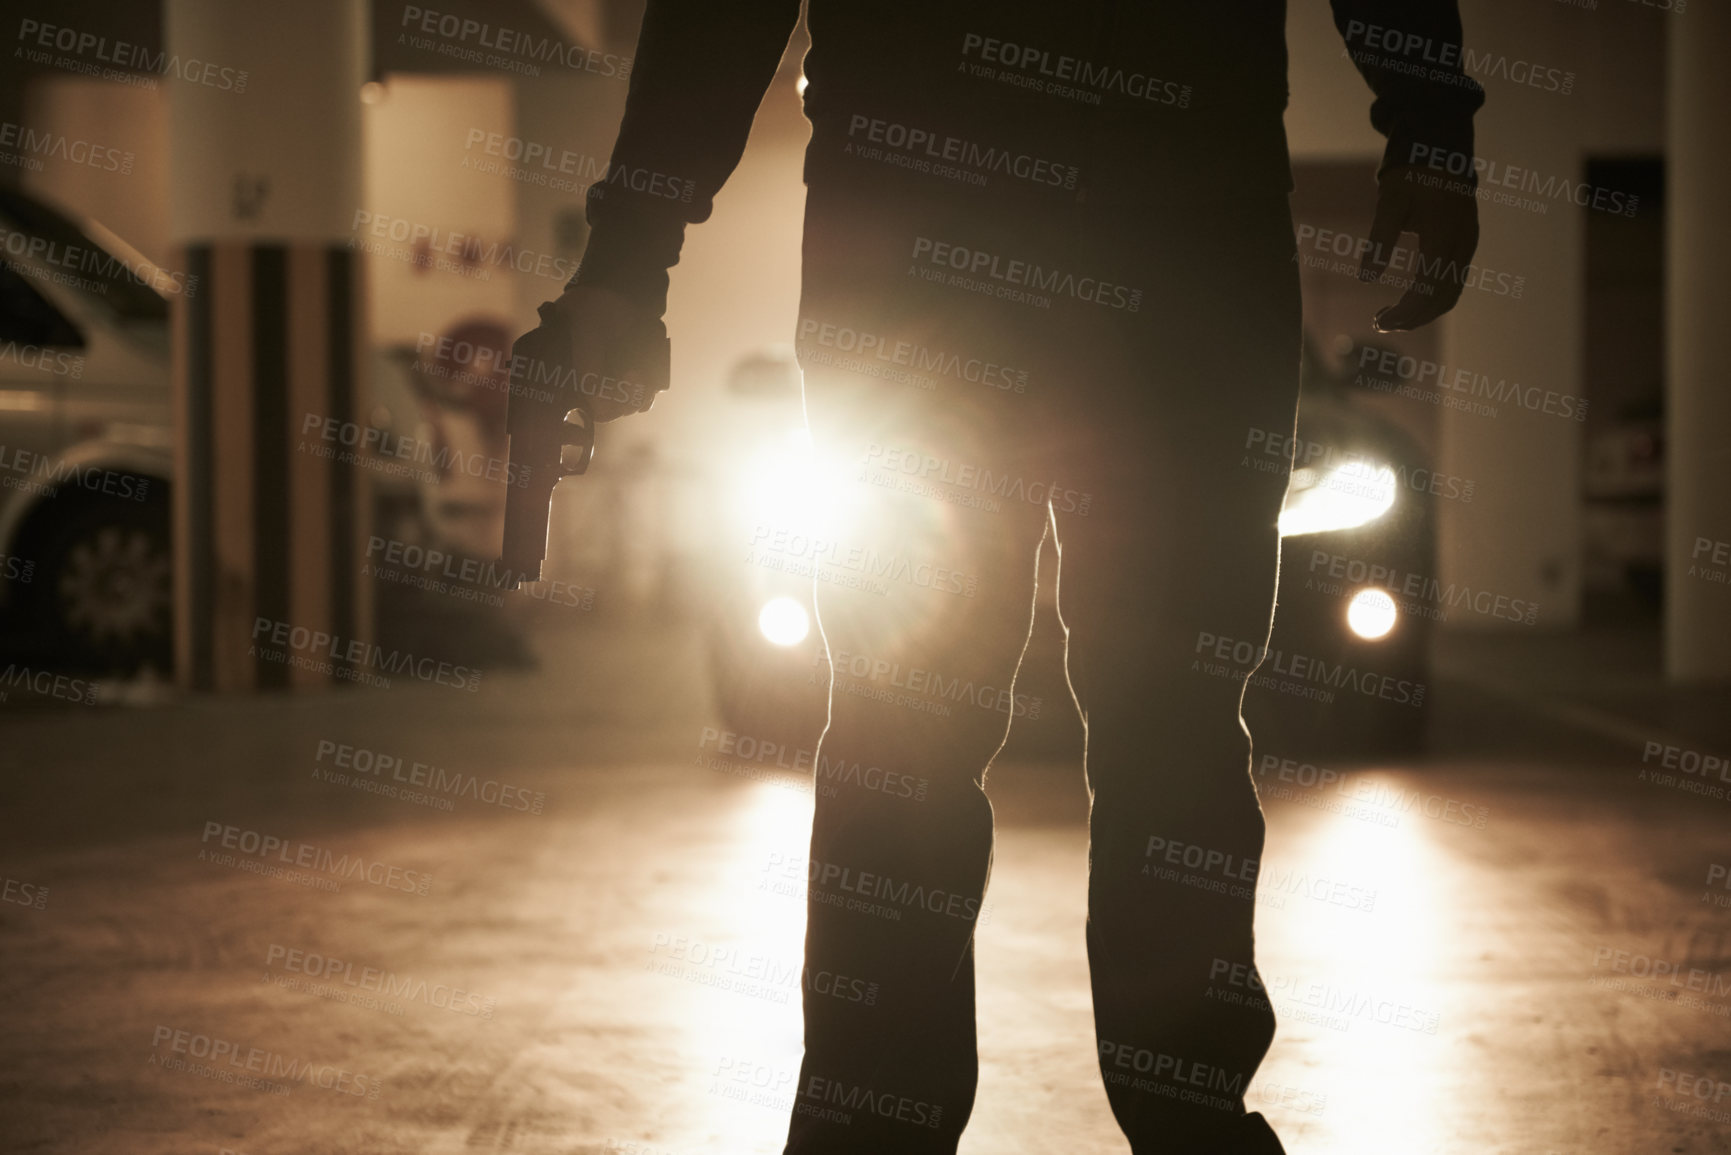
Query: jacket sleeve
1329,1,1485,179
570,0,803,318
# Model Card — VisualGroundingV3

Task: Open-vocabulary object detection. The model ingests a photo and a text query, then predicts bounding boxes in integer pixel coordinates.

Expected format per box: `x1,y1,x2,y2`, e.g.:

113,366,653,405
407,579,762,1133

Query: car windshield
0,187,169,322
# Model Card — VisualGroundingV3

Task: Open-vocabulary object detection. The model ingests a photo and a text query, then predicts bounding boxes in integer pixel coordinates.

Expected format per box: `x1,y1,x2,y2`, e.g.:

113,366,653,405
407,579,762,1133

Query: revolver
500,298,670,588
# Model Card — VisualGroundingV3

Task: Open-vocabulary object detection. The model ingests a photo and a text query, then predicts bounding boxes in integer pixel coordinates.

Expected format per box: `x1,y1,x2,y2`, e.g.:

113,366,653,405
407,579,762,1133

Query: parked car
0,187,176,672
1242,338,1436,758
0,188,428,676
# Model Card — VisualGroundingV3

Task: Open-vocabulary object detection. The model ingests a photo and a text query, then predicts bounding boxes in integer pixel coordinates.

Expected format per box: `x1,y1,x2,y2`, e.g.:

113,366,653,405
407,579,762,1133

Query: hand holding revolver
500,285,670,586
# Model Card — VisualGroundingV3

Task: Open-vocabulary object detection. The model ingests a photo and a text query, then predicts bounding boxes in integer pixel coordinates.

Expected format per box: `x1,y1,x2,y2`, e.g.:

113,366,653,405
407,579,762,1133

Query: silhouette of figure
536,4,1480,1152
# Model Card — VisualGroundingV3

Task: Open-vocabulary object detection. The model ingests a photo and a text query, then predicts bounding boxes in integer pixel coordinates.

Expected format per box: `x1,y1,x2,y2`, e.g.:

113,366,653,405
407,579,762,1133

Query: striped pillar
174,244,369,690
167,0,369,691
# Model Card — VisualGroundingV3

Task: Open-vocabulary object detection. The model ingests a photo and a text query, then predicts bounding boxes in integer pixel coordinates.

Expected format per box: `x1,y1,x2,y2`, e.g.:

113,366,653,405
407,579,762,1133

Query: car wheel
29,488,173,674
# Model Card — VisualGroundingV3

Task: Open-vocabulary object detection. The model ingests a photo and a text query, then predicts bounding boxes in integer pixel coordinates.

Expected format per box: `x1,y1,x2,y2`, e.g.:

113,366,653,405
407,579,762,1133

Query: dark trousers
782,177,1300,1155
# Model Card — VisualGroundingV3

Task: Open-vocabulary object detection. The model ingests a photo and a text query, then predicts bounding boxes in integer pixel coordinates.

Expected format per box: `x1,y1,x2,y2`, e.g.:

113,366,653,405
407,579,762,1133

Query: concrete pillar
166,0,370,690
1664,6,1731,681
1435,126,1584,633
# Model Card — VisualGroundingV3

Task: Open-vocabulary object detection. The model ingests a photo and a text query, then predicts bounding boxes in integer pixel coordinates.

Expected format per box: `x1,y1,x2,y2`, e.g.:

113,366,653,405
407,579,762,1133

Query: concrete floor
1,611,1728,1154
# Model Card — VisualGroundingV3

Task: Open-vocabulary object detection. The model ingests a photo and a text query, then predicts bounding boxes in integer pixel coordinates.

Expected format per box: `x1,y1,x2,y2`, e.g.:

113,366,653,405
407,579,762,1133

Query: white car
0,187,175,672
0,189,431,675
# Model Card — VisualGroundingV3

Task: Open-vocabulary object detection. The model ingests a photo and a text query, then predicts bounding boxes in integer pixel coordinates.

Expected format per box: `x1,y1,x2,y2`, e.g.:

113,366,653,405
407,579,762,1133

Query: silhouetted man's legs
782,182,1046,1154
1048,194,1299,1154
783,180,1297,1154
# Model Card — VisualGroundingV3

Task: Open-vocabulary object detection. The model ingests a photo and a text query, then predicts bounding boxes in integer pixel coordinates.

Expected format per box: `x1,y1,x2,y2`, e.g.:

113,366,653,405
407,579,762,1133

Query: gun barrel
501,463,557,587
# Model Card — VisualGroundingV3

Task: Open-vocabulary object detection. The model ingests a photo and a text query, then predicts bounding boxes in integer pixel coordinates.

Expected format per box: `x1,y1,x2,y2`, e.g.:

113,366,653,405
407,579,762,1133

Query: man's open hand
541,285,666,422
1357,164,1481,333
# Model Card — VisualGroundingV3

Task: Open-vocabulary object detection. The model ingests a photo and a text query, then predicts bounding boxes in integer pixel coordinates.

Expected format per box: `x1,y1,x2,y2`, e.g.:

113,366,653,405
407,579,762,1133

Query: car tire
24,484,173,675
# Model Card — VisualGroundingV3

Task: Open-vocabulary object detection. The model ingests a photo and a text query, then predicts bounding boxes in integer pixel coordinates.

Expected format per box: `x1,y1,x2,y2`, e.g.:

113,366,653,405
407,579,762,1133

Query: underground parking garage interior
1,0,1729,1152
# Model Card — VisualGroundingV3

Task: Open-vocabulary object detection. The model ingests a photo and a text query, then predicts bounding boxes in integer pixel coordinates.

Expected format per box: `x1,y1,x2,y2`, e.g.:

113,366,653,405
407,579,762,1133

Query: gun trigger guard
559,409,595,476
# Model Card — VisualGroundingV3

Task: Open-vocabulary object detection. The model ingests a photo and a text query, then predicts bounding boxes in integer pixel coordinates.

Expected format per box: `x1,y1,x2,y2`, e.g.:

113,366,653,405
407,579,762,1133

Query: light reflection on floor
1252,769,1458,1154
665,782,813,1154
3,685,1724,1155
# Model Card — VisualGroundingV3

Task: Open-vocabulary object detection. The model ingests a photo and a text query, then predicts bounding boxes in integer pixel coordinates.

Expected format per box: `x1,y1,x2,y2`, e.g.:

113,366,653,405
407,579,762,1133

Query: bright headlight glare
758,596,810,646
1346,587,1398,640
1278,461,1397,537
742,427,846,530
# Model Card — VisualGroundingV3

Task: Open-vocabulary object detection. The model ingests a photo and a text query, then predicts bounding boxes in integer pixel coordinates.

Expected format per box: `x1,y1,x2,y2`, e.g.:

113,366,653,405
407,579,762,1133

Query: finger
1376,207,1477,331
1374,240,1466,332
1358,174,1411,284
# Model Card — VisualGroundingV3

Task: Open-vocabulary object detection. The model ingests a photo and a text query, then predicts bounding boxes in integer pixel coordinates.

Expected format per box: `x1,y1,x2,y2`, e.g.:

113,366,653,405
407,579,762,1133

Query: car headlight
758,596,811,645
1277,461,1397,537
1346,587,1398,640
